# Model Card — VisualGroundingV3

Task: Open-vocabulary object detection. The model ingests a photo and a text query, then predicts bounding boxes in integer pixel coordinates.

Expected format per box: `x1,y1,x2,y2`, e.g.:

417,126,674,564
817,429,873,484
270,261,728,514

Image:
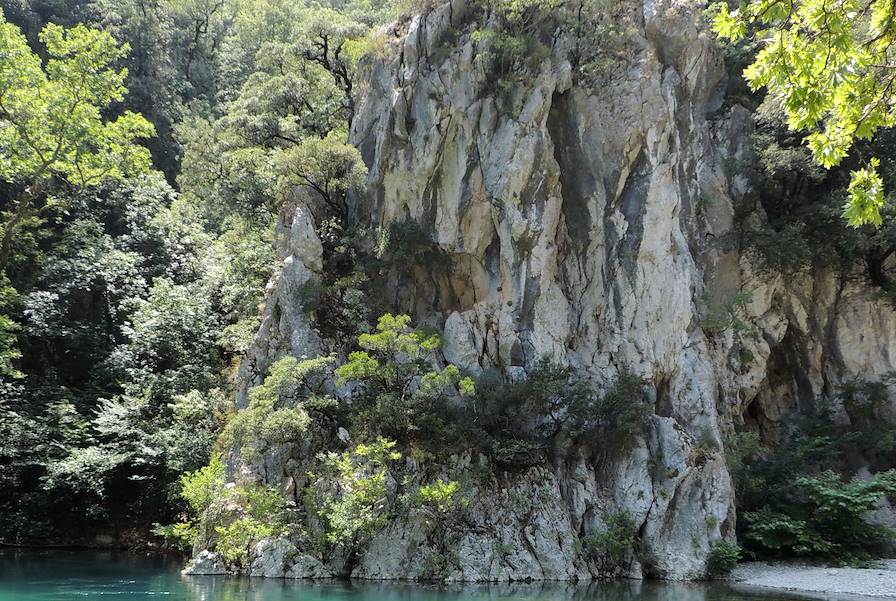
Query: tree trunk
0,193,33,275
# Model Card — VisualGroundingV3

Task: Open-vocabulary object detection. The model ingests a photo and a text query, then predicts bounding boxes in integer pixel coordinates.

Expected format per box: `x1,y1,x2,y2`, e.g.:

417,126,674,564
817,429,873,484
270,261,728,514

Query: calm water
0,551,809,601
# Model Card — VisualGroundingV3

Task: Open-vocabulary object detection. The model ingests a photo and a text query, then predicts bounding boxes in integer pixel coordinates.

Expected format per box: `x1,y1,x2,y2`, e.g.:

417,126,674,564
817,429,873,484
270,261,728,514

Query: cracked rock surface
205,0,896,583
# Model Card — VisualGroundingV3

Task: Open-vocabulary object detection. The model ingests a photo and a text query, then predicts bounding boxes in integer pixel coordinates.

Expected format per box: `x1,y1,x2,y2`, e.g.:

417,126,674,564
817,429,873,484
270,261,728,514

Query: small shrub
420,543,459,581
151,522,198,550
376,219,451,276
582,511,640,577
334,314,474,445
583,370,651,456
213,483,289,568
470,362,649,466
154,457,289,564
180,455,227,516
707,540,741,575
152,456,226,549
471,0,561,87
493,540,514,557
218,355,335,458
568,0,636,83
416,479,461,513
700,291,754,336
306,438,401,555
258,407,311,443
215,516,274,568
472,359,583,457
725,431,767,499
488,437,545,466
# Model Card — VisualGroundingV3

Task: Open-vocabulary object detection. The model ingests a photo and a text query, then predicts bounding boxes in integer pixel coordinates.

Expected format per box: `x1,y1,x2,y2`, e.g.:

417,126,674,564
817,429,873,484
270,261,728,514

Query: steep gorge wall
216,0,896,582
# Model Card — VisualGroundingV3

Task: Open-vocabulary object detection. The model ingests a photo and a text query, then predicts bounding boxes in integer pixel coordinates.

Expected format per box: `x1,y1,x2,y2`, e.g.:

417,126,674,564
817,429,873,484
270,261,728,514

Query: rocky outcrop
235,204,323,407
344,0,736,580
204,0,896,583
183,550,230,576
250,538,335,578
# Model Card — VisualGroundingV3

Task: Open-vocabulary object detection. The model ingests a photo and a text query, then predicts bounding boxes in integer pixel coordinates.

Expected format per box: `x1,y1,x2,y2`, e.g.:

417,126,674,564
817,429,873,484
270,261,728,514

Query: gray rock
197,0,896,584
182,550,229,576
250,537,297,578
286,554,335,579
250,537,335,579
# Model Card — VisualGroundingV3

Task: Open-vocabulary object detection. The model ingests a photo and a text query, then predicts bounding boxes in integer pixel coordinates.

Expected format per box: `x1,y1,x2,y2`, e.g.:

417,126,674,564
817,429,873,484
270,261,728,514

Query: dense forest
0,0,398,543
1,0,895,581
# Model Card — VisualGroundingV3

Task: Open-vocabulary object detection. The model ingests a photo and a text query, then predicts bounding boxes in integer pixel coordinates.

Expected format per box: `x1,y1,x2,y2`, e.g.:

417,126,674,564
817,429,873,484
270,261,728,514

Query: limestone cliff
192,0,896,582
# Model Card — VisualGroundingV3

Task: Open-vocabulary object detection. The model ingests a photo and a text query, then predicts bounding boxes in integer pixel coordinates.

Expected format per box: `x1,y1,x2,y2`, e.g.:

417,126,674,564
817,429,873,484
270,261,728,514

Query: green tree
0,10,154,271
744,470,896,561
712,0,896,226
0,282,20,377
219,355,336,461
152,455,226,548
472,361,648,465
306,437,401,557
707,540,741,575
275,130,367,222
335,314,475,443
581,511,640,577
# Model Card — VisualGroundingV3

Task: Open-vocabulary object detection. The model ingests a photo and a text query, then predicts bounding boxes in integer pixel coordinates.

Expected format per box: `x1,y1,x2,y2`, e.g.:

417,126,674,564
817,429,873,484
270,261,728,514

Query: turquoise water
0,551,801,601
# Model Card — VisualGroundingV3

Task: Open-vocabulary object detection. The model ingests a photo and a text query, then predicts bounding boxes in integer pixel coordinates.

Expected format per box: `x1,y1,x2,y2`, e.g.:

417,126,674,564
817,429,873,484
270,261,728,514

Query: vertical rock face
219,0,896,583
347,0,734,579
236,204,323,407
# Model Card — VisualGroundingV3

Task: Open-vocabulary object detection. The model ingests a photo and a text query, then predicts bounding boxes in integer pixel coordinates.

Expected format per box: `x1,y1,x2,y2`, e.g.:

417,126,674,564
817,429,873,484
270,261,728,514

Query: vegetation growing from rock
467,0,633,92
415,479,463,513
219,355,336,461
335,313,476,445
152,455,227,549
305,437,401,556
706,540,741,576
471,361,649,466
581,511,640,577
155,454,292,566
213,484,291,569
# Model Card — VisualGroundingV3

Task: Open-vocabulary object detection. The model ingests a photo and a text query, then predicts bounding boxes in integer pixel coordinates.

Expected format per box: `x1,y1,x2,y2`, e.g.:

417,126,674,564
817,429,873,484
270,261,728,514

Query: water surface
0,551,810,601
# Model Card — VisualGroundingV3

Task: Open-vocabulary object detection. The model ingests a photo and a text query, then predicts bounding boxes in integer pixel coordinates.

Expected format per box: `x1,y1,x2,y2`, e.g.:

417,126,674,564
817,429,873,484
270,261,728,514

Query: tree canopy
713,0,896,227
0,9,154,269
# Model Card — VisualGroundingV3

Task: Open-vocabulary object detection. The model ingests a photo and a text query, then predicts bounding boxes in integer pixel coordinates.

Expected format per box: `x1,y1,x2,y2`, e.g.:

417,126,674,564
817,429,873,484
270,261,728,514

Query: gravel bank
729,561,896,598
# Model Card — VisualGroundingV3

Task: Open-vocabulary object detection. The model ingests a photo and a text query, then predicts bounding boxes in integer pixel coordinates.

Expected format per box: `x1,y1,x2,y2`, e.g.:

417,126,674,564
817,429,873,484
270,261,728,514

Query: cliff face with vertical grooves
193,0,896,582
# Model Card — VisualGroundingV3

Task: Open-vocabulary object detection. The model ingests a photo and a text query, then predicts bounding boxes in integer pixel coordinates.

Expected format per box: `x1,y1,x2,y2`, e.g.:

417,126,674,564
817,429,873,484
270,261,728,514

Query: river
0,550,810,601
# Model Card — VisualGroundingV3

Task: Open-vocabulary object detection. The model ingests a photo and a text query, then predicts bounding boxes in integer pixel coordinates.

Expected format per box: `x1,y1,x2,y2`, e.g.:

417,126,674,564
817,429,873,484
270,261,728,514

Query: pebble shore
729,561,896,598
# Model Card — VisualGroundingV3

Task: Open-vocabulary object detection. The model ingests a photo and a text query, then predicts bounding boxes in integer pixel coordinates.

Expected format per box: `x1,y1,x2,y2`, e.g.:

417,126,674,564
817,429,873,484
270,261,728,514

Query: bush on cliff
154,455,291,566
218,355,336,461
581,511,640,577
472,361,649,466
304,437,401,557
743,470,896,562
706,540,741,576
335,314,475,446
731,382,896,564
